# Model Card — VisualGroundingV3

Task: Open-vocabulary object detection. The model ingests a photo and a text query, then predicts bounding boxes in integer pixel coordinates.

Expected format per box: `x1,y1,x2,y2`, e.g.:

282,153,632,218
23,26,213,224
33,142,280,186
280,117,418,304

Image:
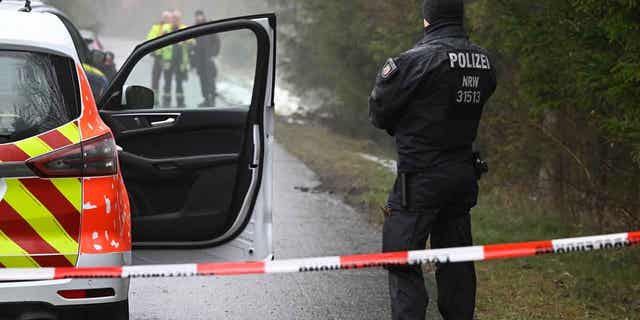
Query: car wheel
88,300,129,320
58,300,129,320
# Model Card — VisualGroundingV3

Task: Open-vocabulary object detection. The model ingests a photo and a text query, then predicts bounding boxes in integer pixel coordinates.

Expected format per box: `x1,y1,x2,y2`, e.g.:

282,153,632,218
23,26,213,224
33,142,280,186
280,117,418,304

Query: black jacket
369,25,497,172
192,34,221,71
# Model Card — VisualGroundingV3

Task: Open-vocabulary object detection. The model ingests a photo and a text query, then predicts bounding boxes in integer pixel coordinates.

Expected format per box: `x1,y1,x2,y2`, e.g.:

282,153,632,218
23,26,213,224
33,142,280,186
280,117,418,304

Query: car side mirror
124,86,155,110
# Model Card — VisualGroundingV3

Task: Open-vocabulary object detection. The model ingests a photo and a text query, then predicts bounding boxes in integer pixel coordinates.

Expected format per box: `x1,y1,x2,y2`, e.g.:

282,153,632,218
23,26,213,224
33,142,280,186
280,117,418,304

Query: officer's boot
152,87,160,106
177,93,185,108
208,93,216,108
162,95,172,107
197,97,210,108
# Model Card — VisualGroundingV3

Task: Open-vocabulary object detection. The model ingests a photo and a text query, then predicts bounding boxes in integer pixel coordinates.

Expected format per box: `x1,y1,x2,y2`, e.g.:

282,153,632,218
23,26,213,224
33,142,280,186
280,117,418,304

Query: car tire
88,300,129,320
58,300,129,320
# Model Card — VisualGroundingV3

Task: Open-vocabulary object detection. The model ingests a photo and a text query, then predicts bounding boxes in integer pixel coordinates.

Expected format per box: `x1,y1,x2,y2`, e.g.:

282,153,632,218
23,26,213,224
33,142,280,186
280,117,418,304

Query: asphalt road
102,36,440,320
128,144,439,319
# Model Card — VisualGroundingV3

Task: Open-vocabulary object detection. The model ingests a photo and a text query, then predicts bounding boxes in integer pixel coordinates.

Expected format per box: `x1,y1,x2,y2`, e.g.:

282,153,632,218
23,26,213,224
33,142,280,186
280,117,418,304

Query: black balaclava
422,0,464,29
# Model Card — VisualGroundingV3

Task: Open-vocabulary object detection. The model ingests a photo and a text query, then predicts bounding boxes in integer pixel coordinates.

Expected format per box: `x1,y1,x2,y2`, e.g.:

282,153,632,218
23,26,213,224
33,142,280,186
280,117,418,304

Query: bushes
273,0,640,231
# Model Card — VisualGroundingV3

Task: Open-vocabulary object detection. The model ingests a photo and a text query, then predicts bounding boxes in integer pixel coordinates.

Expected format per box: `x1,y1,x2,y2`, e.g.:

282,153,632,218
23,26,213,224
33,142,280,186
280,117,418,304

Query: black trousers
384,164,478,320
163,63,185,107
197,60,217,107
151,57,163,94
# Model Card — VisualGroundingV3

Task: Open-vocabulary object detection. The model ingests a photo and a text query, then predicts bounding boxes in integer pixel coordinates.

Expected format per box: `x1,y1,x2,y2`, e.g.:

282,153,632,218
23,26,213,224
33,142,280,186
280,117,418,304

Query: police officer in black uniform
368,1,497,319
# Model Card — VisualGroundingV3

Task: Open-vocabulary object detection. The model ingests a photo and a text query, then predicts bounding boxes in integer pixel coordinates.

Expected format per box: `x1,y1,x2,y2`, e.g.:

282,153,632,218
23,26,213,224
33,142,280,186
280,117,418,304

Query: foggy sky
49,0,274,38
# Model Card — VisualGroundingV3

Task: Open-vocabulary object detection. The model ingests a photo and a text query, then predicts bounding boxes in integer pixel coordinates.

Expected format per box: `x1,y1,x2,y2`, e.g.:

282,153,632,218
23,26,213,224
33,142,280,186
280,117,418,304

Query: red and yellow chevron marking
0,144,29,162
0,121,82,268
0,121,81,163
2,122,81,162
0,178,81,268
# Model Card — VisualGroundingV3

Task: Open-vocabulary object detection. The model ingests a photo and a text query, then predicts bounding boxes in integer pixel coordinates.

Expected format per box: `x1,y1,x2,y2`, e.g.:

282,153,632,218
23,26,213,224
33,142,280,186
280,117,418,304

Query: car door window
98,19,272,249
122,29,257,110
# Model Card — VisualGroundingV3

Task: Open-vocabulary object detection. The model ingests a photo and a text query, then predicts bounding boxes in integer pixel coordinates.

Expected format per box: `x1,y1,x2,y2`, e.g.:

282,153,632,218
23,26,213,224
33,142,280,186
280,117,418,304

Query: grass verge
276,118,640,320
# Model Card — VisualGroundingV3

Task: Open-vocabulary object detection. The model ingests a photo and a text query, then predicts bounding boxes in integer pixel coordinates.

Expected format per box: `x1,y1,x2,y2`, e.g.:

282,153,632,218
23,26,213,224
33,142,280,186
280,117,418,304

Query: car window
0,51,79,144
121,28,257,110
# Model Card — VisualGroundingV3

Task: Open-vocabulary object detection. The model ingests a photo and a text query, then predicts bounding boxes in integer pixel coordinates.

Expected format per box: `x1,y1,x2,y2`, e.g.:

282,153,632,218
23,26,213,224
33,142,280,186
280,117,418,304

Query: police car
0,1,275,319
0,1,112,98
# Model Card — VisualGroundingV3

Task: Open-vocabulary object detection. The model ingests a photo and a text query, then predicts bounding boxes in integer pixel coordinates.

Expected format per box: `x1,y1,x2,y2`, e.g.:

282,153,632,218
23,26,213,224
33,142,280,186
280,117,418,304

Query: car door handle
150,118,176,127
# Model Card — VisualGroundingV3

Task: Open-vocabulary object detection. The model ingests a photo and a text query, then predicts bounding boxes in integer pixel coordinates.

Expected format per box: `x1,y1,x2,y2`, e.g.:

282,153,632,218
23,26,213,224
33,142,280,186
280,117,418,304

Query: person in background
147,11,172,101
191,10,220,108
161,10,190,107
102,51,117,81
368,0,497,319
83,64,108,98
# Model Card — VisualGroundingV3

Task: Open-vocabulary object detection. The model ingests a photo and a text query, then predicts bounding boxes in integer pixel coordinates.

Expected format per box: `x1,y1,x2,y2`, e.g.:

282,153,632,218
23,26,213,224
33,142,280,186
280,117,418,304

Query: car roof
0,1,51,11
0,8,79,61
1,1,73,22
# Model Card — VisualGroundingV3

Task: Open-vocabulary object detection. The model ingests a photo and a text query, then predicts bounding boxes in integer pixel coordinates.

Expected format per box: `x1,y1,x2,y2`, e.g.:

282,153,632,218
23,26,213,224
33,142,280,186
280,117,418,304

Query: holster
472,152,489,180
400,172,409,209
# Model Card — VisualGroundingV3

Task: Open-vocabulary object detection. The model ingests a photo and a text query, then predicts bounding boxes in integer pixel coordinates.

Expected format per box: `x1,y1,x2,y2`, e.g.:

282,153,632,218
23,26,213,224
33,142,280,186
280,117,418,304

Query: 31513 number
456,90,481,104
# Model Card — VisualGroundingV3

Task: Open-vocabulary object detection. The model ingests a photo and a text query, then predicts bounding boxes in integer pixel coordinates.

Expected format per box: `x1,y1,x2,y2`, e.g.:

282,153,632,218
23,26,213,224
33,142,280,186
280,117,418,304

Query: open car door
97,15,275,263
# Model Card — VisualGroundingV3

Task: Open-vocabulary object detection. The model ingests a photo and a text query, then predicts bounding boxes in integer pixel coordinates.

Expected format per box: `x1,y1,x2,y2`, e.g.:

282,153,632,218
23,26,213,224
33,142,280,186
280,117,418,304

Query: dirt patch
276,117,395,224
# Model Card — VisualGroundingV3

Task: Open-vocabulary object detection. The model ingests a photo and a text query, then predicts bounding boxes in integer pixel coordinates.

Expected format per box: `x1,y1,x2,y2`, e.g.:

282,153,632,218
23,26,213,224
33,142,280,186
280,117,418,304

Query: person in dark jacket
368,0,497,319
102,51,117,81
192,10,221,108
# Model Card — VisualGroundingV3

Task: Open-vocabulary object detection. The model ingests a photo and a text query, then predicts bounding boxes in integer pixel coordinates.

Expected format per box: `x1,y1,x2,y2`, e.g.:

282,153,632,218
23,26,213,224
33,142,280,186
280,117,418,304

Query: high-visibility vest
147,23,168,41
159,24,190,72
82,63,106,78
148,23,172,57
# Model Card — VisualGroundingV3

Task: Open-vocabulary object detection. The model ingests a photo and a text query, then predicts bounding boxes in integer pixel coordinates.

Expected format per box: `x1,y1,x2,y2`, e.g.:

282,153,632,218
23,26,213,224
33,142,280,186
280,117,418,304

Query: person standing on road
102,51,117,81
161,10,190,107
147,11,172,102
368,1,497,319
191,10,221,108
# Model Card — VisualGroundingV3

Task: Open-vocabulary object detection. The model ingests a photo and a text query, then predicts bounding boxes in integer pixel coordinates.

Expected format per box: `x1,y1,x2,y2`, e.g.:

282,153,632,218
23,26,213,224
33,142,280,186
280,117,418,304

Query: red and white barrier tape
0,231,638,281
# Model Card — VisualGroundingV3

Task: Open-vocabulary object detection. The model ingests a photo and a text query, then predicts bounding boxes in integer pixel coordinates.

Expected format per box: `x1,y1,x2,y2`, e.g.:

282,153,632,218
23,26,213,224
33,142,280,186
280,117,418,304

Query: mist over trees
46,0,272,37
270,0,640,231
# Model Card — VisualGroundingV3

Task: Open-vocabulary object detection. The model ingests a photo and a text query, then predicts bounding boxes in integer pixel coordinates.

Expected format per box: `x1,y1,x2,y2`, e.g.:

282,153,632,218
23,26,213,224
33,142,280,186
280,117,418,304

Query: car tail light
27,134,117,178
58,288,116,299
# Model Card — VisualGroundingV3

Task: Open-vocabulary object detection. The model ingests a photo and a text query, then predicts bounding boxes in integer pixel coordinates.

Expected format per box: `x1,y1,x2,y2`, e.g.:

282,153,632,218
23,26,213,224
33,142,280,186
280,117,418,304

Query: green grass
473,190,640,319
276,118,640,319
